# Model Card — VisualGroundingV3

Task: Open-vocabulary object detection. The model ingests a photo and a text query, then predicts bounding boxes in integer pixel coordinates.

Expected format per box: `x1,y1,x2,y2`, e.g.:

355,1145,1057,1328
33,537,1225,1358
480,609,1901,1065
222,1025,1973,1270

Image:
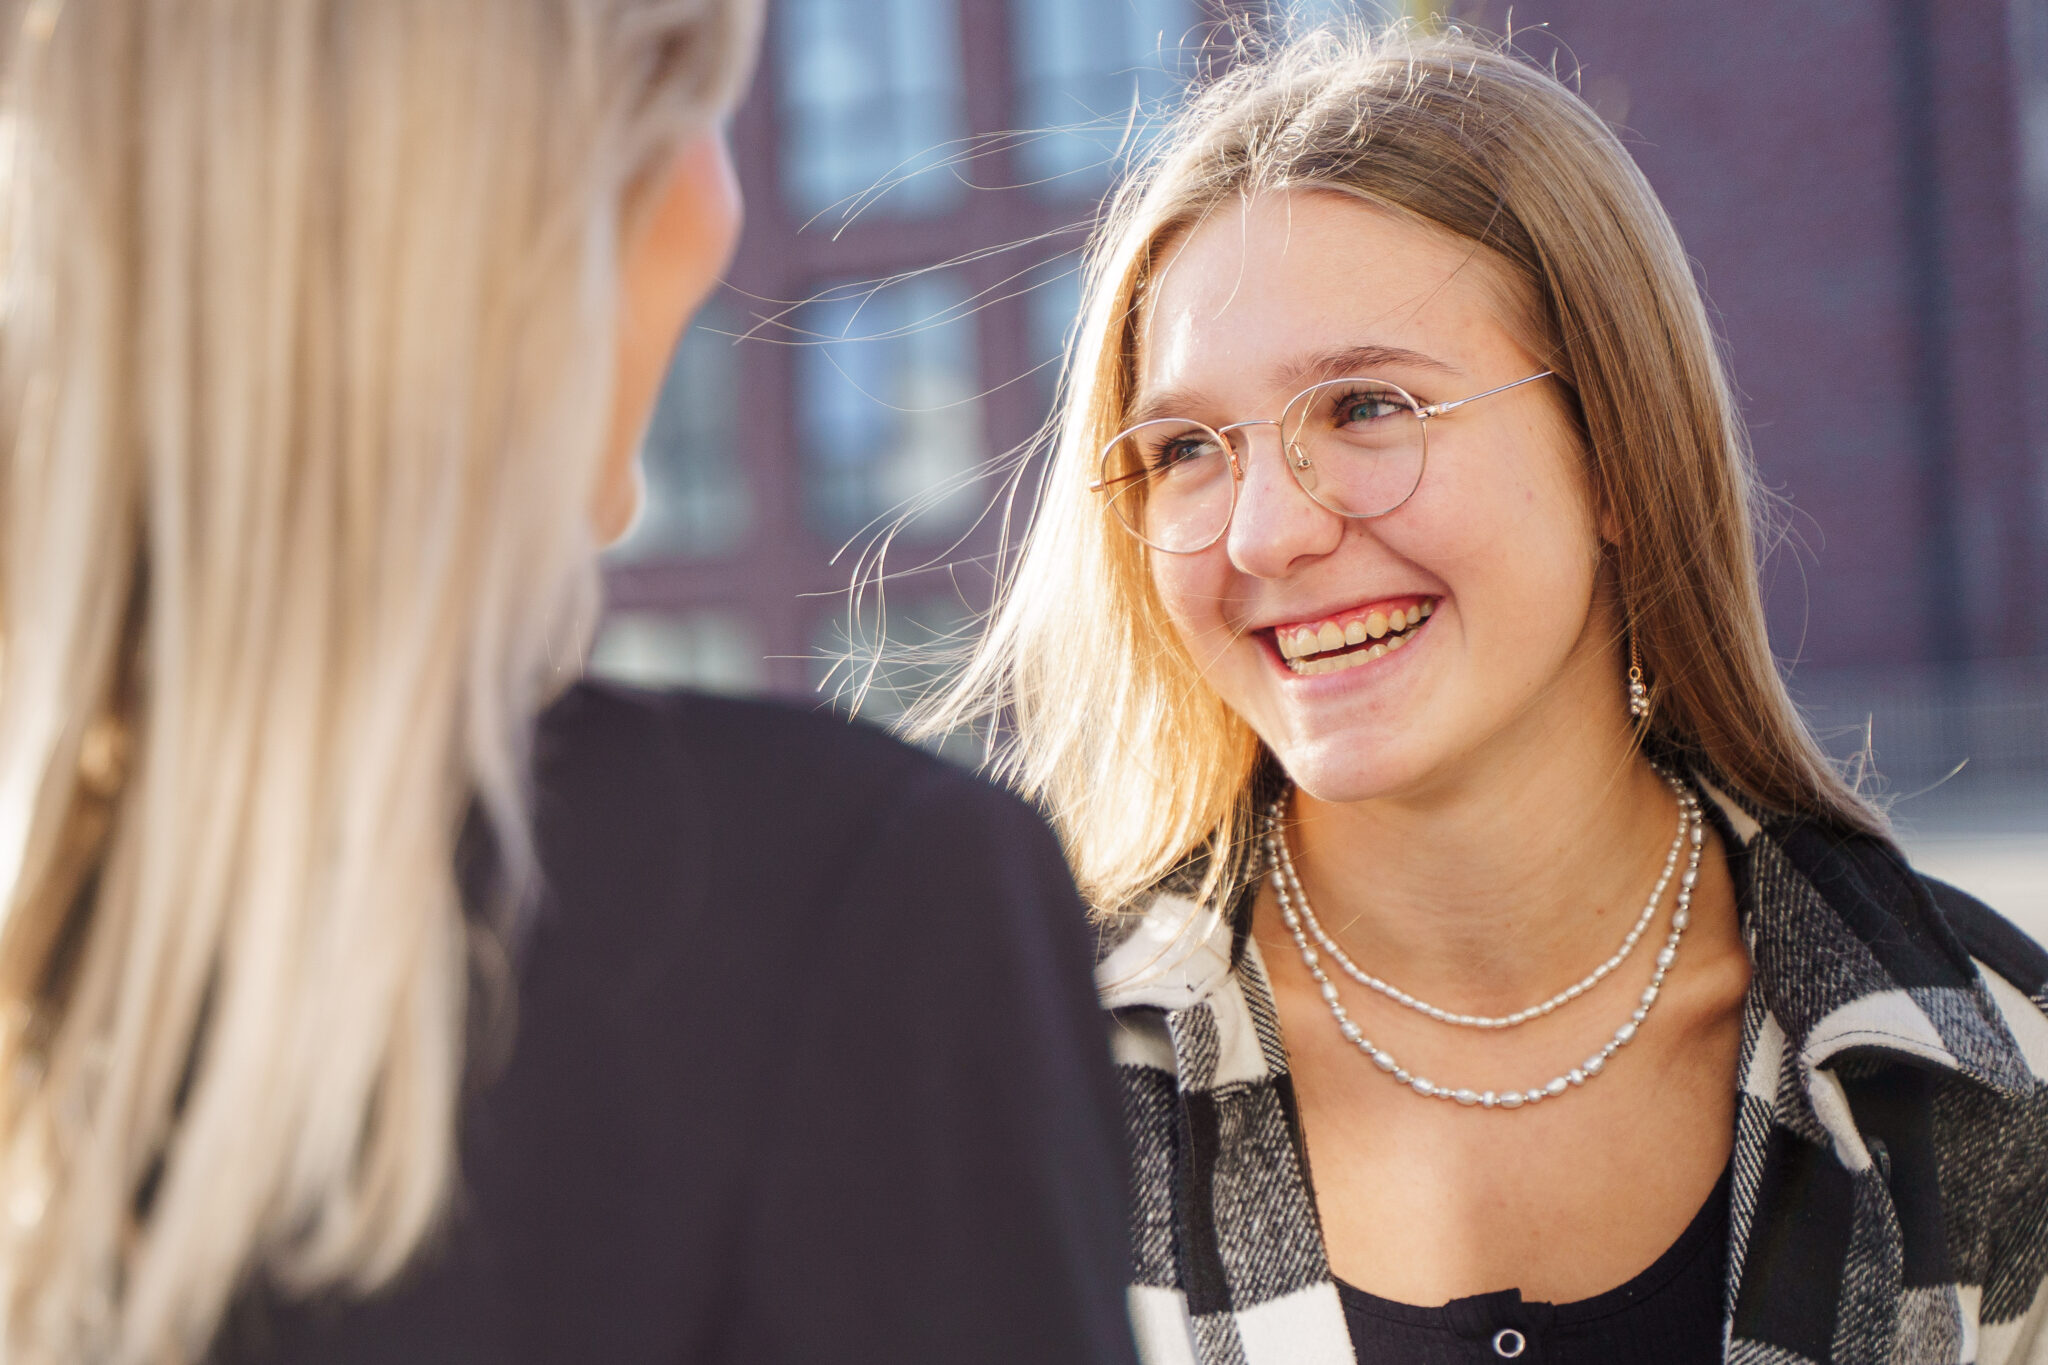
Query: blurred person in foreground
0,2,1138,1363
915,22,2048,1365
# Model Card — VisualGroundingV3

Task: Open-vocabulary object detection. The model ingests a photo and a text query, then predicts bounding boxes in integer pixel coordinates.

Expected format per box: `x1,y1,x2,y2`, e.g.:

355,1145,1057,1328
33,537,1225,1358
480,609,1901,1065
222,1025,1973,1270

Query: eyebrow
1125,342,1463,426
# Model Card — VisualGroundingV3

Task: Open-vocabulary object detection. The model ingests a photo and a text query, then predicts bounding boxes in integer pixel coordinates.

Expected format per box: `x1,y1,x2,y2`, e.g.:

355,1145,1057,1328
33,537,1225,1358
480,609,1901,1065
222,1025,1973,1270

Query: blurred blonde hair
0,0,759,1359
911,22,1881,918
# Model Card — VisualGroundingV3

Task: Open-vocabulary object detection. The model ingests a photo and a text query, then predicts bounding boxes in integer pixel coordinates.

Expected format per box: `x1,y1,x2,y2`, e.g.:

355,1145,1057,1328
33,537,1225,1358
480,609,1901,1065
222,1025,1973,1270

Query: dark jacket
215,683,1139,1365
1101,771,2048,1364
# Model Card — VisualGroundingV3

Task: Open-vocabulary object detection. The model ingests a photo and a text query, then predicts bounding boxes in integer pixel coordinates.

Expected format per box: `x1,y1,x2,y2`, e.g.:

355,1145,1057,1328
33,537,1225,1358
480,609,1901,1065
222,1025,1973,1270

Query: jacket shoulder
1923,875,2048,1008
538,679,945,792
532,680,1033,844
521,680,1047,983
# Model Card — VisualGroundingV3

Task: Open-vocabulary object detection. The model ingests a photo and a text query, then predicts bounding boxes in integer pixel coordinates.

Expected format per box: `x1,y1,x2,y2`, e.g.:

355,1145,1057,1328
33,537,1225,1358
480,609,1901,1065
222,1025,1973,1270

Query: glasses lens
1283,379,1425,518
1099,419,1234,552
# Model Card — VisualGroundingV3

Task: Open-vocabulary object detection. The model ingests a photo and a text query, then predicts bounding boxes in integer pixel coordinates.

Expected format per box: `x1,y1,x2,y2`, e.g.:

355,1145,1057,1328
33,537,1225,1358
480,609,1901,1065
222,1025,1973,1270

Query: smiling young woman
916,24,2048,1365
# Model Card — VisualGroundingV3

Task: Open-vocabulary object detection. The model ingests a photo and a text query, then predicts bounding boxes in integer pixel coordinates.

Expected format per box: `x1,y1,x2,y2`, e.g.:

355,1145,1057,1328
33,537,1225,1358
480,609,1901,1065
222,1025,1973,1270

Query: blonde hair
912,23,1882,917
0,0,759,1359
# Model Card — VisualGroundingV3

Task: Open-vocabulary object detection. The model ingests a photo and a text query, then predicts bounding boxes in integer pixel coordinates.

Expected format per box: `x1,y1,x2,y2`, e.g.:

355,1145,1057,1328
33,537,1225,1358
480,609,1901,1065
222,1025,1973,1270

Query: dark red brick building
596,0,2048,785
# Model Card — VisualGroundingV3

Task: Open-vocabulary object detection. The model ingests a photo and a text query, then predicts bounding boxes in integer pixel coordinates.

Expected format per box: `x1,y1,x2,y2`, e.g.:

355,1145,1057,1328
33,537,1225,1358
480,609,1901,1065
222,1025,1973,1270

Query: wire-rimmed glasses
1090,370,1555,554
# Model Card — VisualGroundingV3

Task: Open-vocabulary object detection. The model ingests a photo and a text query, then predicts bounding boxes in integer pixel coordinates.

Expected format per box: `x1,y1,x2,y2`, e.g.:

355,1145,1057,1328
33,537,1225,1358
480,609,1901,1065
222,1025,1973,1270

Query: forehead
1134,189,1525,407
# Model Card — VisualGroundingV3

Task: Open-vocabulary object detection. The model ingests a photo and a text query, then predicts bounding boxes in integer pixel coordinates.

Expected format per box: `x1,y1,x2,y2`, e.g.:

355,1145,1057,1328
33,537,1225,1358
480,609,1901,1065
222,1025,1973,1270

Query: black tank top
1337,1161,1730,1363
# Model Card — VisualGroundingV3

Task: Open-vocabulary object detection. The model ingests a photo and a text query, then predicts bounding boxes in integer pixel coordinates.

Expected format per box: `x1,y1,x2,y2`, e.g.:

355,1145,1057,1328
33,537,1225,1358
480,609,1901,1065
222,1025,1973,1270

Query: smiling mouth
1272,598,1436,676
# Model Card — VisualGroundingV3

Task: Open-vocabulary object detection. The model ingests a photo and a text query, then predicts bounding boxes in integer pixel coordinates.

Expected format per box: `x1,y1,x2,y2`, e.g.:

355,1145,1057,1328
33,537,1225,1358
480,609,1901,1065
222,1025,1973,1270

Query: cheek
1148,554,1230,644
1379,427,1602,625
593,137,742,544
1146,553,1262,690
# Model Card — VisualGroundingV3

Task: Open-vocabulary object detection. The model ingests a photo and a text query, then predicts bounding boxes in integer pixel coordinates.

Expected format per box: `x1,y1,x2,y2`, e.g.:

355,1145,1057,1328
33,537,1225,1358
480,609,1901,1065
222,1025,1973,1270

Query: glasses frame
1090,369,1556,554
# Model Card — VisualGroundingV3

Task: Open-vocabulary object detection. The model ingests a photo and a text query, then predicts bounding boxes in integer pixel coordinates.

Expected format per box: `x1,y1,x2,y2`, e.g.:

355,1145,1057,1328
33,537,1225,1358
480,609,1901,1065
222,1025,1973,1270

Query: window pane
607,315,750,562
797,275,985,541
812,595,982,763
1271,0,1405,27
779,0,966,219
1012,0,1194,190
1027,262,1085,412
587,609,765,694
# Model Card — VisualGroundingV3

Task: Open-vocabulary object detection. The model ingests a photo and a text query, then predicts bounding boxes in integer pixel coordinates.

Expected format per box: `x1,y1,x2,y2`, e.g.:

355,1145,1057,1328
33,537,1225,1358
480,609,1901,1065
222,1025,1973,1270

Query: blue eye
1143,432,1223,472
1335,390,1407,424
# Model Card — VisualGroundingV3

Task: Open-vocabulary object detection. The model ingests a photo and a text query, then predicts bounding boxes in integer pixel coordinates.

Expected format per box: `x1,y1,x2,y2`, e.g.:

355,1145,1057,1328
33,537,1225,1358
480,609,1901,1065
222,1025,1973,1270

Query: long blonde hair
0,0,759,1359
912,23,1882,918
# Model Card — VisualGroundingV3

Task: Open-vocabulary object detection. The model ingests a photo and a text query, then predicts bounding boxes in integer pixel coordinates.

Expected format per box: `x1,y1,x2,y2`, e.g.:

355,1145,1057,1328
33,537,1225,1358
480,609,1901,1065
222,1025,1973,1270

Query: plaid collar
1100,776,2048,1365
1699,776,2035,1098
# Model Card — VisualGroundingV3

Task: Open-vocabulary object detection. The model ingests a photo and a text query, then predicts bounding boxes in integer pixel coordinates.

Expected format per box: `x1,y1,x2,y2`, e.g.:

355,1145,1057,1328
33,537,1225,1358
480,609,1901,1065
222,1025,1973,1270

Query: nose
1223,422,1345,578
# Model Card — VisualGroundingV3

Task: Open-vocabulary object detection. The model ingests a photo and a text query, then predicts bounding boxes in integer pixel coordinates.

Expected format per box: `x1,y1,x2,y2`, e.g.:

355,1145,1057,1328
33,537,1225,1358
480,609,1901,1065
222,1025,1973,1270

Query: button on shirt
1336,1162,1730,1363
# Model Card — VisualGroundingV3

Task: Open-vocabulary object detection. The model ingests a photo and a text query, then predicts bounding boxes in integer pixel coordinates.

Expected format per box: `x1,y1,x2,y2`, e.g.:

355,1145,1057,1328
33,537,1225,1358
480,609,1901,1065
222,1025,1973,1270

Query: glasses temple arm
1417,369,1556,419
1088,468,1152,493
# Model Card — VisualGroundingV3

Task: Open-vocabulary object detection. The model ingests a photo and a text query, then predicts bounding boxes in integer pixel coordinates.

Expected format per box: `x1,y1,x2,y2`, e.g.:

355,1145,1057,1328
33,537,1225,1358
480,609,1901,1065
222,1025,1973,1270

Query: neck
1285,685,1680,1016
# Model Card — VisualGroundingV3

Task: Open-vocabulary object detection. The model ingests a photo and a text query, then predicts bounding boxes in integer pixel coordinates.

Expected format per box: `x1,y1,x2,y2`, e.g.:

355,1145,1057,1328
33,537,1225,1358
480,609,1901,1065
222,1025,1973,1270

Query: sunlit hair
0,0,759,1359
910,22,1883,919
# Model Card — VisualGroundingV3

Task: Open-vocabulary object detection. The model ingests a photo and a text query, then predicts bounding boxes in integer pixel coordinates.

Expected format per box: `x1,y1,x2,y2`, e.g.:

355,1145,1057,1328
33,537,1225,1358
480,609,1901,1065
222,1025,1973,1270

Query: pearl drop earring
1628,634,1651,721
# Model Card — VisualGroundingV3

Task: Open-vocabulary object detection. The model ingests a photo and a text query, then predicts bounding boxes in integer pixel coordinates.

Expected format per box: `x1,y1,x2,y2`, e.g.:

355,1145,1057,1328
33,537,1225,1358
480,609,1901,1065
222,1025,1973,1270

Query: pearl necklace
1263,780,1703,1109
1275,770,1693,1029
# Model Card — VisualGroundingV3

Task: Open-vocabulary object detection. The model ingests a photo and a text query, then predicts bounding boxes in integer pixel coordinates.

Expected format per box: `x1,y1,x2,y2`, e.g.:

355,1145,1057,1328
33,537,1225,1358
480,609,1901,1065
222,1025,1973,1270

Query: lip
1257,593,1438,641
1261,597,1441,654
1254,594,1439,684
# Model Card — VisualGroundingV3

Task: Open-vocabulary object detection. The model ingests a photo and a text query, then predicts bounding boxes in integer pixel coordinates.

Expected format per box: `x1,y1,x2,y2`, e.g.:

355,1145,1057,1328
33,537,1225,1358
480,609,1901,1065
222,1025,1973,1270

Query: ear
592,130,743,545
1597,496,1622,548
1590,456,1625,549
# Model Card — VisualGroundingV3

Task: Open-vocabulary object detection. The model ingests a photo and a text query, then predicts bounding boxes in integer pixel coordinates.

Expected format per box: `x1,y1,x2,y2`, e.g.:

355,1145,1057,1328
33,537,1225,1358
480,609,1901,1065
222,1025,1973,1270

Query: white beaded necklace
1276,770,1694,1029
1263,775,1703,1110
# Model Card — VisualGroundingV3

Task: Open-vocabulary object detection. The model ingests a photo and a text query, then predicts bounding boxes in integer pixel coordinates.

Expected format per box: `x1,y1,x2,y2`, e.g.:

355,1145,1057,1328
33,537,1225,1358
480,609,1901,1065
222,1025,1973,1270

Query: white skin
593,128,743,543
1136,190,1751,1304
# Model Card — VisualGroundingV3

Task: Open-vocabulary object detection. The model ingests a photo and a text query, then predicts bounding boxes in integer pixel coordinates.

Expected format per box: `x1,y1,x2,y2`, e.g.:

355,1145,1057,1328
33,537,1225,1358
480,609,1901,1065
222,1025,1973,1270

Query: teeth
1280,598,1436,670
1291,646,1378,677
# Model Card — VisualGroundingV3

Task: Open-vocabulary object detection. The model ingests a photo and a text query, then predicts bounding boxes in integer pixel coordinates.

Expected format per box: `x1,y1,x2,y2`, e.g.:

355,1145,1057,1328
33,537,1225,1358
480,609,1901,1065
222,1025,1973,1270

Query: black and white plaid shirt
1099,776,2048,1364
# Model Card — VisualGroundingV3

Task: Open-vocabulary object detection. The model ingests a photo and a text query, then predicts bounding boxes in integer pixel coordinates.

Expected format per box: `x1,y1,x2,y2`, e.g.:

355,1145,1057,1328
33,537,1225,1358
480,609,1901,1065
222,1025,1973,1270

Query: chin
1272,730,1436,806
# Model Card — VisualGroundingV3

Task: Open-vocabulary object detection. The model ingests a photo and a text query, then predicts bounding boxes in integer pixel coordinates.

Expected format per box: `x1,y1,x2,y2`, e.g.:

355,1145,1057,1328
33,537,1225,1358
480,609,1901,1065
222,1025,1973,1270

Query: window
586,609,765,694
796,275,986,542
1011,0,1195,190
606,313,751,563
1272,0,1407,28
778,0,966,219
812,594,982,763
1026,261,1085,412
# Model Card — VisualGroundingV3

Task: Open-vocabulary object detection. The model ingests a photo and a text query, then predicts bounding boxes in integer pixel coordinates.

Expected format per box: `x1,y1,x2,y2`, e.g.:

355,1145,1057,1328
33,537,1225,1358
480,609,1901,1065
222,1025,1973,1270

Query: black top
213,683,1138,1365
1338,1162,1731,1363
